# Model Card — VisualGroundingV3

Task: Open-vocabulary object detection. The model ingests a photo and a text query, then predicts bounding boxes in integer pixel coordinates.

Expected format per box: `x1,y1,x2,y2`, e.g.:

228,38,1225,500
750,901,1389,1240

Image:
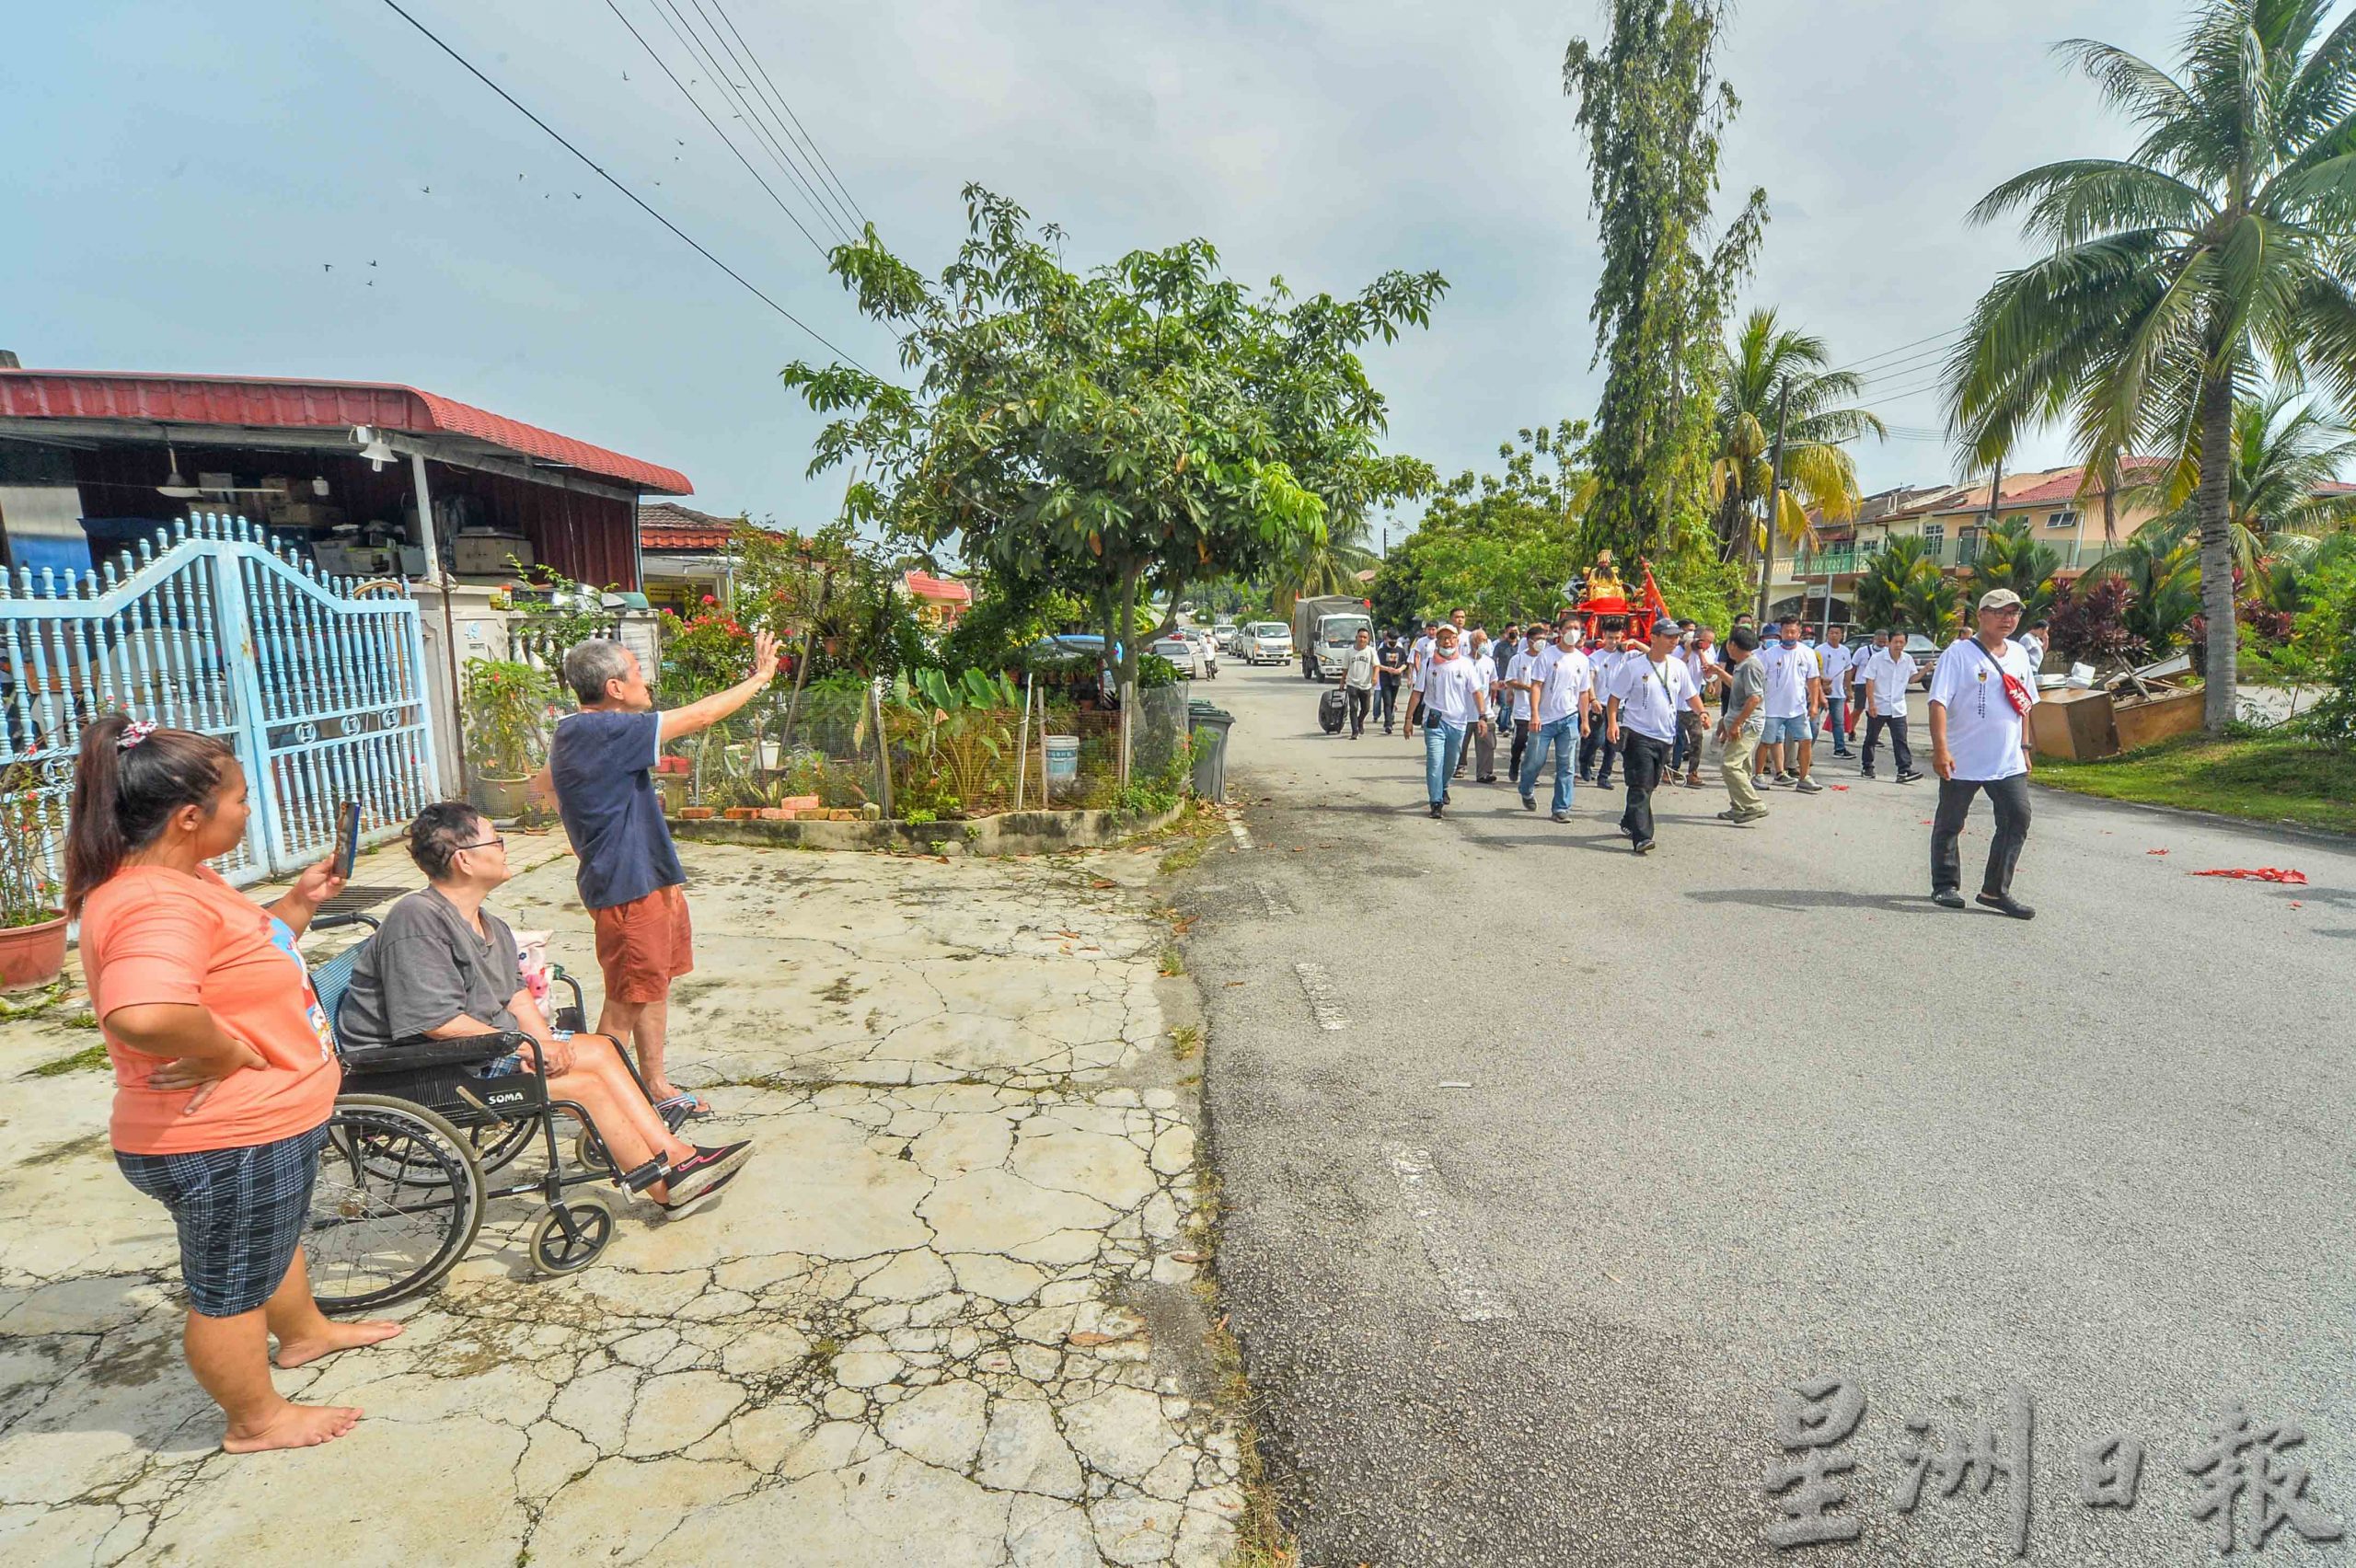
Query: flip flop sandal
656,1092,717,1121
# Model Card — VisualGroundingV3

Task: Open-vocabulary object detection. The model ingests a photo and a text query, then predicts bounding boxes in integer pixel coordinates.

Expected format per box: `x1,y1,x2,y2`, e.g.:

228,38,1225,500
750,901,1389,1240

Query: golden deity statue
1583,550,1626,604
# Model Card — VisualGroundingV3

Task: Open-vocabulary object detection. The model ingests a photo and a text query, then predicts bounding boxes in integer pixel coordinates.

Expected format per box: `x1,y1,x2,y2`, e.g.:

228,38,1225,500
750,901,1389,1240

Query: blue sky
3,1,2257,543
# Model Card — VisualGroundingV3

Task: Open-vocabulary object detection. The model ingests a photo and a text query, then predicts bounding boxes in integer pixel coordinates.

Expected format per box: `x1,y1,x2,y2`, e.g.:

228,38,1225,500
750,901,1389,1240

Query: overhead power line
600,0,834,263
1849,343,1962,387
378,0,870,371
699,0,871,234
1826,325,1966,377
647,0,855,245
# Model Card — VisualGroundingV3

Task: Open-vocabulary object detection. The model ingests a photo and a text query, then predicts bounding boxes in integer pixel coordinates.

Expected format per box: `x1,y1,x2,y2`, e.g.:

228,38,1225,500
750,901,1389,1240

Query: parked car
1245,622,1293,665
1220,623,1252,658
1149,631,1206,678
1900,634,1941,678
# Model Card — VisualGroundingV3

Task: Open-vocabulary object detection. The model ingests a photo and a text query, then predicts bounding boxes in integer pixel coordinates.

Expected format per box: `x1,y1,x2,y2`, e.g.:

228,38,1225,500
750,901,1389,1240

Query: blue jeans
1423,718,1466,802
1519,715,1579,813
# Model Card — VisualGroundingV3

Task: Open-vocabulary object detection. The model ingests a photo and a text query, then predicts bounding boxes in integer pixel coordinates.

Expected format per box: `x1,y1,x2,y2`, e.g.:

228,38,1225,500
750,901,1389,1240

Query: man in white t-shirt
1579,617,1629,788
1604,618,1711,854
1817,626,1857,758
1408,625,1491,818
1672,626,1723,788
1927,589,2040,917
1463,631,1500,782
1755,617,1825,792
1336,627,1380,740
2018,618,2049,672
1502,627,1547,786
1519,623,1593,821
1858,628,1923,782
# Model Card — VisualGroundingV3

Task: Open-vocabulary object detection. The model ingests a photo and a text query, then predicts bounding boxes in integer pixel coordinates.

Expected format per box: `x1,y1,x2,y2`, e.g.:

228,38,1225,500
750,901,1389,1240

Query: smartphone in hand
332,801,362,882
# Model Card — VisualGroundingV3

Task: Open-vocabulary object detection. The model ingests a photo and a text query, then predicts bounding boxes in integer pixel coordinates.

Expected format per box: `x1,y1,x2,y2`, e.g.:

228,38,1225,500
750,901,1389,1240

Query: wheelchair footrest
619,1158,666,1194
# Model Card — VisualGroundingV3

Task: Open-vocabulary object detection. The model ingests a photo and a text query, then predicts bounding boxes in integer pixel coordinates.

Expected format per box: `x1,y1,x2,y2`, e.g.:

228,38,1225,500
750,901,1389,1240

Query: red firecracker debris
2191,867,2308,884
2146,848,2169,856
1831,785,1850,792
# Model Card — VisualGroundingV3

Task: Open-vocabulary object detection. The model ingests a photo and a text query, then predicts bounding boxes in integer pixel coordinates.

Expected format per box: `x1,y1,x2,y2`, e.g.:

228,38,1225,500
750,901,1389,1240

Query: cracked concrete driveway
0,838,1242,1567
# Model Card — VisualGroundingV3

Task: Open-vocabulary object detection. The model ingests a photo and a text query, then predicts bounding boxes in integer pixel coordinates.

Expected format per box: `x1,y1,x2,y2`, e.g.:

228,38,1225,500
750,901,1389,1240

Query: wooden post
870,678,892,822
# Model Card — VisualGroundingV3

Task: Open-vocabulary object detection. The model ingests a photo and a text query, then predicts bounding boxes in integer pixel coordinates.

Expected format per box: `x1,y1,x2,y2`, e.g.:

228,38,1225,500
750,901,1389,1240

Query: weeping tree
1564,0,1768,568
781,185,1444,714
1950,0,2356,732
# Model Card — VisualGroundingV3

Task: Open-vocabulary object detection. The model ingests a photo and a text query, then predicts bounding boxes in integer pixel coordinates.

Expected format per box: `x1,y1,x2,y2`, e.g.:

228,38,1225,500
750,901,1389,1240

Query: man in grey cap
1603,617,1713,854
1925,587,2040,917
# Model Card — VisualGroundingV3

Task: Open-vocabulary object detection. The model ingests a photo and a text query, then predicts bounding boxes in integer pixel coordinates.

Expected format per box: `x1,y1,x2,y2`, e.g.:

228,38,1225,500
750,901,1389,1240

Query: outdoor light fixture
311,476,331,497
156,442,201,499
352,425,396,471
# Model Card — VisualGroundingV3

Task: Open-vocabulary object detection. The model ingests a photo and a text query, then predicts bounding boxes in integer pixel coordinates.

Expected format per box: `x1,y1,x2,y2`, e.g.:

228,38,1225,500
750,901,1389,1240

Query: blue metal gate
0,514,440,887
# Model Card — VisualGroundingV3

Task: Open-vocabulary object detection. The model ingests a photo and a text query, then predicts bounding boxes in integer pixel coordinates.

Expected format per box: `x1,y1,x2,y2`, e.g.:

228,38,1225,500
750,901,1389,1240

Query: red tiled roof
902,569,972,605
640,501,735,551
2004,458,2170,508
0,368,690,494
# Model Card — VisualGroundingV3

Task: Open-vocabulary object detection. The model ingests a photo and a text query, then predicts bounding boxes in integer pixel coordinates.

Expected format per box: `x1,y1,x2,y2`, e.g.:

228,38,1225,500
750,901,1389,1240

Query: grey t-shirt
338,888,524,1044
1725,656,1768,731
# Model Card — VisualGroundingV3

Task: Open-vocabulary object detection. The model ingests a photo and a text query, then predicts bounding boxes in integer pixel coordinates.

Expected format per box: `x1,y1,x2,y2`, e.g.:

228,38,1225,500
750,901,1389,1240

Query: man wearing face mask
1756,616,1825,793
1605,617,1713,854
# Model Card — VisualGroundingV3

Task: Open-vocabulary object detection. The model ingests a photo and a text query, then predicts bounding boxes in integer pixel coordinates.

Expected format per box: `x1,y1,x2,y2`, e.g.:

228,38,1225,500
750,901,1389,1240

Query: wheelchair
299,912,694,1312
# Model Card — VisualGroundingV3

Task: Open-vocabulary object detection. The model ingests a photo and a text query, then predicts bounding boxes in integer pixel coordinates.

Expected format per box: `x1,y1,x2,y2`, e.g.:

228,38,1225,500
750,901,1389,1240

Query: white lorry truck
1291,595,1373,680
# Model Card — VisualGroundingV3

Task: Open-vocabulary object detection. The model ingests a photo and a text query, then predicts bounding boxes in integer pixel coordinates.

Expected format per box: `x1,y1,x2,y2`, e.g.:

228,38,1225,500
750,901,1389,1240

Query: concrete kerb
669,802,1186,857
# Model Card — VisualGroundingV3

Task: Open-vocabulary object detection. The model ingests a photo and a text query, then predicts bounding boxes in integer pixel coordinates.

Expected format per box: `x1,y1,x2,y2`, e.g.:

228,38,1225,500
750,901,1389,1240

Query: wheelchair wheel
467,1115,538,1176
308,1095,487,1313
573,1126,612,1176
528,1195,615,1275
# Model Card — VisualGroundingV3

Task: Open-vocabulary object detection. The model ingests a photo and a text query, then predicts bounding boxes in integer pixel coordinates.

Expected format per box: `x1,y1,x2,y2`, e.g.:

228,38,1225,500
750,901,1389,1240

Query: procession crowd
1329,593,2047,917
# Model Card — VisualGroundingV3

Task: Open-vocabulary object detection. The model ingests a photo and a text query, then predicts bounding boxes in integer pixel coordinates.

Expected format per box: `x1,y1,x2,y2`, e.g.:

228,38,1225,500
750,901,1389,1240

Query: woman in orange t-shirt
69,716,401,1453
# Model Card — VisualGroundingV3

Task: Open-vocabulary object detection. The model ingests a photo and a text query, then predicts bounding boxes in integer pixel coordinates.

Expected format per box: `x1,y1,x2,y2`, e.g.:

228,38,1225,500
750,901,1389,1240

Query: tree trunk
2196,371,2238,733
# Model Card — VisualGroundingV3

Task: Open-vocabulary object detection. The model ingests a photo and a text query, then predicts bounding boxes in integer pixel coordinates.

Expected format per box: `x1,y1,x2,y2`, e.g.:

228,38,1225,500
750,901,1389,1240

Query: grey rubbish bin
1187,706,1235,803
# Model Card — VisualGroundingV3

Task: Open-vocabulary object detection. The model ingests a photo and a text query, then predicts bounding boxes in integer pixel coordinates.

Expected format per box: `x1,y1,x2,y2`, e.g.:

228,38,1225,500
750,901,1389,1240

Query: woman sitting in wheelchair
337,802,752,1214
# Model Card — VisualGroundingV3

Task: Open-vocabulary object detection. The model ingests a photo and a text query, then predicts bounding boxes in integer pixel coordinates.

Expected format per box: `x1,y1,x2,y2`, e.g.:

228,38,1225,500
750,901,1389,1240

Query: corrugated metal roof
0,368,691,495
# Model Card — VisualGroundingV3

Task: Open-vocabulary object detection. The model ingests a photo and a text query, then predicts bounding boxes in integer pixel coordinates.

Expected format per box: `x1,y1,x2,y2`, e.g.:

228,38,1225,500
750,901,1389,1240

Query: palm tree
1272,512,1381,617
1950,0,2356,732
1968,519,2065,620
1705,308,1885,571
1711,310,1887,570
1854,536,1956,638
2138,386,2356,543
2085,519,2206,652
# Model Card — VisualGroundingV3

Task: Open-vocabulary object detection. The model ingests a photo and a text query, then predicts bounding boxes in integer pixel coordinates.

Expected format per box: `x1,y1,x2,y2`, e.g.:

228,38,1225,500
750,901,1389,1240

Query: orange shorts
591,884,694,1005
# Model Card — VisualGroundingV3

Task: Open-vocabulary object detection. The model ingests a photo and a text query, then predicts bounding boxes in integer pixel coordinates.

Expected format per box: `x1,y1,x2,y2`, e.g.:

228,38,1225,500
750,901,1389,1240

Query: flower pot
0,914,67,992
471,774,533,821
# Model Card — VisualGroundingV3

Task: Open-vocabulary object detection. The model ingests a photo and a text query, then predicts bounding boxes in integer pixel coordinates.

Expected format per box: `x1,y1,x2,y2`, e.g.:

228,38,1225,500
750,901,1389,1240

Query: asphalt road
1181,658,2356,1568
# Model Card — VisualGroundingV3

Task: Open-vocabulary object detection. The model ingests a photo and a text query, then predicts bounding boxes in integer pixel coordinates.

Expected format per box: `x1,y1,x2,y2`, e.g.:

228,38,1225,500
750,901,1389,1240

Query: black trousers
1618,732,1670,843
1345,686,1371,737
1932,774,2031,896
1507,718,1531,781
1377,680,1400,730
1579,721,1620,783
1862,714,1912,776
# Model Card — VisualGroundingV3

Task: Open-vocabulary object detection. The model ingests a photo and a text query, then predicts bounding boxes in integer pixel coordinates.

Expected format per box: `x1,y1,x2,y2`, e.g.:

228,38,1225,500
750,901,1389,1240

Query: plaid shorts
115,1124,329,1318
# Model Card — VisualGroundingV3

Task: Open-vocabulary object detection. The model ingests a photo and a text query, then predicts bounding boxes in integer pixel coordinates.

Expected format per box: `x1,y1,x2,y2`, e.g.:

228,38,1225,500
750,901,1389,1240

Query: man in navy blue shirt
552,630,779,1111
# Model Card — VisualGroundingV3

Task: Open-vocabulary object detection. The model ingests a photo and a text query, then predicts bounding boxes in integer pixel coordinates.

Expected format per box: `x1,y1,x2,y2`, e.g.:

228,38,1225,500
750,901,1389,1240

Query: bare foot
274,1320,403,1369
222,1400,363,1453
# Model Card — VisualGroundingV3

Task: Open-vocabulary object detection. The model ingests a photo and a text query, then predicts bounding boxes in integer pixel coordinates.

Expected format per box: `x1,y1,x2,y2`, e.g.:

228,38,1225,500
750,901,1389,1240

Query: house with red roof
0,357,690,591
901,568,972,628
638,500,740,613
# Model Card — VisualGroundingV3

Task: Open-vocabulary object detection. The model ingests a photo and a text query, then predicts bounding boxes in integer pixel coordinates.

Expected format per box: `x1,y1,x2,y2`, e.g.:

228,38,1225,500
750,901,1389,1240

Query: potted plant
0,773,67,991
460,659,559,820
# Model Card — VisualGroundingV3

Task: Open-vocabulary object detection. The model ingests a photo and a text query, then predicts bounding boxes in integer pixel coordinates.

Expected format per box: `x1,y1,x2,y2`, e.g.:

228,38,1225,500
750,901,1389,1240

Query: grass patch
27,1043,110,1078
2035,731,2356,836
1154,801,1223,876
1169,1024,1202,1062
1157,946,1185,977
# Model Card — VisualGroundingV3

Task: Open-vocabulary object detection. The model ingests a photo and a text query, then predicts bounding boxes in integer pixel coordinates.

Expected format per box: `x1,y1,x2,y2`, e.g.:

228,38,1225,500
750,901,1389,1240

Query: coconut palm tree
1271,512,1381,617
2139,386,2356,543
1949,0,2356,732
1710,308,1887,568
